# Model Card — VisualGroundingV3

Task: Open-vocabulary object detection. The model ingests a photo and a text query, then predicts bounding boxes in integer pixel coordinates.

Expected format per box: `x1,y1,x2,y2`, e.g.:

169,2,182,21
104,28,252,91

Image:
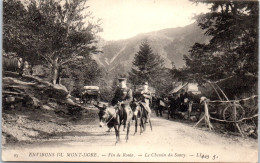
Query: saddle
133,102,148,117
139,102,149,113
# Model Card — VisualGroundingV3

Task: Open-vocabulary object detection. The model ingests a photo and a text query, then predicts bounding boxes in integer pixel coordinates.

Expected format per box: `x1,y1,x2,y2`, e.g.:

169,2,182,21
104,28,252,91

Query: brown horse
131,101,152,135
95,103,133,144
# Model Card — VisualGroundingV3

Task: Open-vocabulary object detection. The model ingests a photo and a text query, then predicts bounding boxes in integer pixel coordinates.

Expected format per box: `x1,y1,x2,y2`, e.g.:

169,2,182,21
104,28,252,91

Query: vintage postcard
2,0,258,162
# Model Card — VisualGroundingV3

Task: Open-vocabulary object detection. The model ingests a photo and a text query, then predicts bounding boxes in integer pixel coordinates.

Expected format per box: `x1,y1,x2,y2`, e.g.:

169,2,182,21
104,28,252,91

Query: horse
95,102,133,144
131,101,152,135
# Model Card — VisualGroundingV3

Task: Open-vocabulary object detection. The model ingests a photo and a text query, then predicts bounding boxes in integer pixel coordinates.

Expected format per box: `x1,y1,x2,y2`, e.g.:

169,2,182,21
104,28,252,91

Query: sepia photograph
1,0,258,162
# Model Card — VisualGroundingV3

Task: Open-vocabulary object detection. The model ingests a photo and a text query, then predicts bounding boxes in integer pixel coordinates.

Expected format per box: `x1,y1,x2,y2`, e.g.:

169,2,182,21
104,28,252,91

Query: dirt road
2,112,258,162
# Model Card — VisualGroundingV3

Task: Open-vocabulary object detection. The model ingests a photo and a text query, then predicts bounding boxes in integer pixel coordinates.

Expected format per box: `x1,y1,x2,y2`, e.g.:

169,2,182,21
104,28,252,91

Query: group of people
111,77,152,123
154,90,188,116
154,90,201,119
109,77,199,122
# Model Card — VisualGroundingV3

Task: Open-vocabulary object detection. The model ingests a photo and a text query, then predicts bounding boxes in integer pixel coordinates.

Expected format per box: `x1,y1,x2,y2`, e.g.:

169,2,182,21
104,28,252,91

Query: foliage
129,41,171,95
3,0,42,75
33,0,102,84
99,77,115,102
3,0,26,54
63,56,102,97
184,1,258,84
3,0,102,84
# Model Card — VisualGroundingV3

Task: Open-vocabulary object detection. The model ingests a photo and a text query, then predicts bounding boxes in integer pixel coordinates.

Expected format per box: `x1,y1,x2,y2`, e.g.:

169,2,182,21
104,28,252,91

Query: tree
129,41,165,94
3,0,102,82
184,1,258,84
3,0,42,75
63,56,102,96
4,0,101,84
31,0,102,84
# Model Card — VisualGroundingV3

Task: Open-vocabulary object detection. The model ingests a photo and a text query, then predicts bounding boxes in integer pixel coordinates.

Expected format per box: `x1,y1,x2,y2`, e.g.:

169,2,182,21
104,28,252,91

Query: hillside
2,72,99,145
93,22,209,76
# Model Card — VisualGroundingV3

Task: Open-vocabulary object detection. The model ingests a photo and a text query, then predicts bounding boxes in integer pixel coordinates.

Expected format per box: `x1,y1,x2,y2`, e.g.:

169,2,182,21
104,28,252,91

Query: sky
87,0,209,41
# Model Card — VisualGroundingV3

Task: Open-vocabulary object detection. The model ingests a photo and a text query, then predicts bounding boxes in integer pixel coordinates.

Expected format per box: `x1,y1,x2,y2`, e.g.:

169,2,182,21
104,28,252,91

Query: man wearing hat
111,77,133,126
140,81,152,123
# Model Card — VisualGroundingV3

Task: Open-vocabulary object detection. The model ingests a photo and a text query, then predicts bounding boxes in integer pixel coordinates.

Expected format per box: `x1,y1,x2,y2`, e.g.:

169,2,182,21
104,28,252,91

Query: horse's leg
158,107,162,117
114,125,119,145
149,119,152,131
171,108,174,118
125,120,130,142
168,108,171,119
143,108,148,132
139,109,144,135
143,117,146,132
134,116,137,135
173,108,176,119
123,109,127,131
126,111,133,141
106,127,111,132
140,117,143,135
122,117,126,131
156,107,159,117
118,124,121,141
123,121,126,131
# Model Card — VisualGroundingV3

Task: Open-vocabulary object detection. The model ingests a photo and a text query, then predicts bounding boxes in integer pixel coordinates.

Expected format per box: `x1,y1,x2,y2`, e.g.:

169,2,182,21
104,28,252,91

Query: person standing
156,96,164,117
180,89,188,112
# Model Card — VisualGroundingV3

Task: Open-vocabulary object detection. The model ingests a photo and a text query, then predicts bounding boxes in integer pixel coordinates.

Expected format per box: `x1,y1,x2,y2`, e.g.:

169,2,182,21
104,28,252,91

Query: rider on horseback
140,81,152,123
111,77,133,126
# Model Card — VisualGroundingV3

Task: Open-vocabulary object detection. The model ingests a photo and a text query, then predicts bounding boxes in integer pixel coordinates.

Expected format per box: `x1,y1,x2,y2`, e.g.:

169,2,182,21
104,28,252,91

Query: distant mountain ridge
93,22,209,76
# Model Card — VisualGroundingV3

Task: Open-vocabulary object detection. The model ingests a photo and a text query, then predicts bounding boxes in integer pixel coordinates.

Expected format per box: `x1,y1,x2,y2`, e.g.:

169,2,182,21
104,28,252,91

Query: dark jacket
111,87,133,106
180,92,188,103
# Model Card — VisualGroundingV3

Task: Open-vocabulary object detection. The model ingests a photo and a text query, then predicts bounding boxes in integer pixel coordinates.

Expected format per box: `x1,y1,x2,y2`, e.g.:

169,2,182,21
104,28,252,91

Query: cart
207,82,245,121
81,86,100,105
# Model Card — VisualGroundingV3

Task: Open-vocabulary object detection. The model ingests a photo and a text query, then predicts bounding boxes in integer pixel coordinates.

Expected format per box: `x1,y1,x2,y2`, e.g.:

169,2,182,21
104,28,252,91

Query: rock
42,105,53,111
16,116,25,124
66,98,75,104
45,85,69,99
15,102,23,109
5,96,15,103
53,84,69,94
31,97,40,106
190,116,197,122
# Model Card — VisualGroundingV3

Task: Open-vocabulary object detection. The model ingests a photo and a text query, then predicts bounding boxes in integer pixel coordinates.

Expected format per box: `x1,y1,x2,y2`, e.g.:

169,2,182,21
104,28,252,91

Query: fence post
204,100,213,131
193,98,213,131
233,102,244,137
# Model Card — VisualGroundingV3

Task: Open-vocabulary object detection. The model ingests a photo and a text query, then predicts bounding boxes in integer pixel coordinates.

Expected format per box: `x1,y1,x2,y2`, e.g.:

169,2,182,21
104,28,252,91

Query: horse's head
98,110,108,127
131,101,141,116
94,103,109,127
130,101,137,112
